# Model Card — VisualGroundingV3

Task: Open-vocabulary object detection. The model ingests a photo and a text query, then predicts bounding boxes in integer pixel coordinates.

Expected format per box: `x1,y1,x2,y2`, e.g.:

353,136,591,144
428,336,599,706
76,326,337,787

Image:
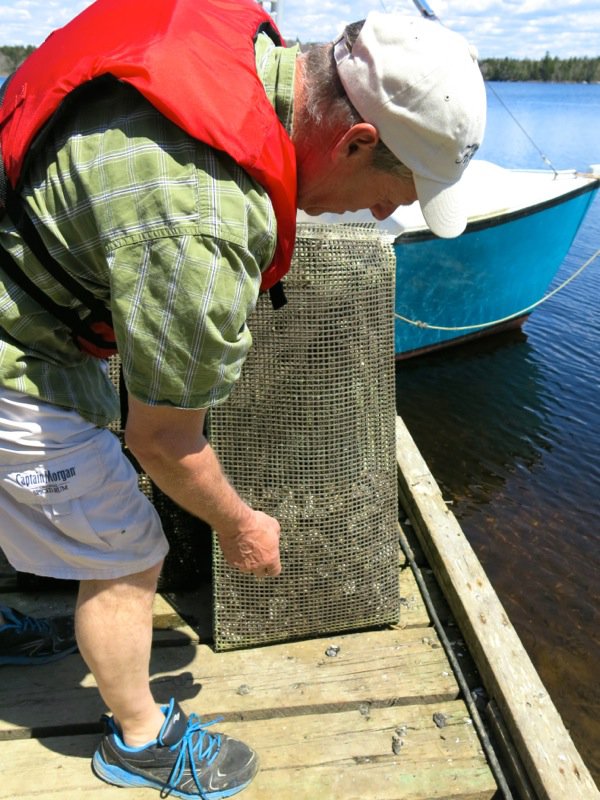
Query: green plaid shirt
0,34,297,426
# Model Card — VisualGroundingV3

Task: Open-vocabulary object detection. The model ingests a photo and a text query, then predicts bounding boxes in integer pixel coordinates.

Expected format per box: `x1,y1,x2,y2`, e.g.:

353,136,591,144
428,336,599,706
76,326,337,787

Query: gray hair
298,21,412,179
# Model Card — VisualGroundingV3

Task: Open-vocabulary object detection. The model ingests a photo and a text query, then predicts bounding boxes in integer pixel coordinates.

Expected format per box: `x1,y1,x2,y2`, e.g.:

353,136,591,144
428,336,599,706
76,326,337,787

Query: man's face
298,164,417,219
295,122,418,220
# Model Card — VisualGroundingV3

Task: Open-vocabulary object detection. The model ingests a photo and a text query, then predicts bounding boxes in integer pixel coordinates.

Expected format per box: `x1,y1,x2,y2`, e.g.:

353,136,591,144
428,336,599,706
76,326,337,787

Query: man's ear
333,122,380,161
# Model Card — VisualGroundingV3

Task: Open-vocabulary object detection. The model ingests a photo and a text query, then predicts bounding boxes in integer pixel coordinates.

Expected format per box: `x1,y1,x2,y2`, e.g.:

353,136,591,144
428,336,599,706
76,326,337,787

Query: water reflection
481,82,600,171
396,328,553,511
396,324,600,781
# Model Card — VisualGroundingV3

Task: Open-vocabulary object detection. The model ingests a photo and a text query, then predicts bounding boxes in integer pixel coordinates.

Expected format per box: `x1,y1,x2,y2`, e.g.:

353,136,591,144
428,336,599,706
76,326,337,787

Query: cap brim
413,174,469,238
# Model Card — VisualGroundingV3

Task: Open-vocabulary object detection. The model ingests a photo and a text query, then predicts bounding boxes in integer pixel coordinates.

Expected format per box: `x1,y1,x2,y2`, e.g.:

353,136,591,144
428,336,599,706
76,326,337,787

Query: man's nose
370,203,397,221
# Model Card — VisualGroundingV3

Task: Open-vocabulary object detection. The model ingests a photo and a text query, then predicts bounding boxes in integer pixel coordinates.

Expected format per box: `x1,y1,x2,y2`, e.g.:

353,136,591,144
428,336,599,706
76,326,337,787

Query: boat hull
395,314,528,360
395,182,598,358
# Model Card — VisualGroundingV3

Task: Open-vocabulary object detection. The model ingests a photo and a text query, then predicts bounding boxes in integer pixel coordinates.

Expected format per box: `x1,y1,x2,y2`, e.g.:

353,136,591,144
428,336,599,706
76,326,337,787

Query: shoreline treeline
1,44,599,84
479,54,599,83
0,45,35,74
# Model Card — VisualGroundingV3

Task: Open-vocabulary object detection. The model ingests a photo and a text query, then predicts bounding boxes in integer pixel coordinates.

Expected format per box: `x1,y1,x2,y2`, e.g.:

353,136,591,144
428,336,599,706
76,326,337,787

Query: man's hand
216,510,281,577
125,396,282,578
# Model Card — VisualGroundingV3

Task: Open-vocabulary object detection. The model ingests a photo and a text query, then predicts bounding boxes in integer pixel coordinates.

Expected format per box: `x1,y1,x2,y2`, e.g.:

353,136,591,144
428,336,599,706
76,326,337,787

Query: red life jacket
0,0,297,307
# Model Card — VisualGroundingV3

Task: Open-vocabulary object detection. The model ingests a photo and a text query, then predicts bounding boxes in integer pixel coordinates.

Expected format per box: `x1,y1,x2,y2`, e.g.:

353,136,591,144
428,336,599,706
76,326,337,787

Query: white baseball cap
334,13,487,238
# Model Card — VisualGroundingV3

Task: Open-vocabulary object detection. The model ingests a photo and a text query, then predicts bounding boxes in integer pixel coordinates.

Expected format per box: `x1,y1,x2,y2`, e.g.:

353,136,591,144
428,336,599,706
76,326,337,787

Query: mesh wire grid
209,224,400,650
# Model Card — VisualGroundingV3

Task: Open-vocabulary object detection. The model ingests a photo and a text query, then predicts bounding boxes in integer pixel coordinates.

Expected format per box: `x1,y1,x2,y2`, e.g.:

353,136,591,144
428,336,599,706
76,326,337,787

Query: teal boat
393,161,600,358
298,160,600,359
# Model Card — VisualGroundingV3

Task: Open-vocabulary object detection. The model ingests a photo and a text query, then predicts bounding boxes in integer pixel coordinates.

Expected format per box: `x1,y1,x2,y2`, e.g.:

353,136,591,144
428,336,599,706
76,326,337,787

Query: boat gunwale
396,177,600,244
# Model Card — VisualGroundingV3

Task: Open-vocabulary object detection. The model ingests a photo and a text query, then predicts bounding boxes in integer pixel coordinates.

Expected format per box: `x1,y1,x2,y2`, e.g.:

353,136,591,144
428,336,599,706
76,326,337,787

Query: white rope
395,247,600,332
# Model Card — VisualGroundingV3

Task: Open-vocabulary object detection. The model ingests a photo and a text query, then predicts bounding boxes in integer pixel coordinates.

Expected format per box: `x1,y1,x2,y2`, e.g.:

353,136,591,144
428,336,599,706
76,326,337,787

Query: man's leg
83,558,259,799
75,560,166,746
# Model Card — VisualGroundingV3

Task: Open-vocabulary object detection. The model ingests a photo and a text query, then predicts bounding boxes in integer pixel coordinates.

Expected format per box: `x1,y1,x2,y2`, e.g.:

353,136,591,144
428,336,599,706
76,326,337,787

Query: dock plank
397,561,453,630
0,701,496,800
398,565,430,628
0,627,459,737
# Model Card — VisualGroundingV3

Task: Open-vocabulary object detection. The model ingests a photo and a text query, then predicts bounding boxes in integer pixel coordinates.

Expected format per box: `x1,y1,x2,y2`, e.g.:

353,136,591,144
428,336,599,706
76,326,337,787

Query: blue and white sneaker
92,698,259,799
0,605,77,665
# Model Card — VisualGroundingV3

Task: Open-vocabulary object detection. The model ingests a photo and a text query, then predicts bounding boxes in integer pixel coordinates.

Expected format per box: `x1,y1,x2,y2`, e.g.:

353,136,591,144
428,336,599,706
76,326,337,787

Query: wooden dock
0,417,597,800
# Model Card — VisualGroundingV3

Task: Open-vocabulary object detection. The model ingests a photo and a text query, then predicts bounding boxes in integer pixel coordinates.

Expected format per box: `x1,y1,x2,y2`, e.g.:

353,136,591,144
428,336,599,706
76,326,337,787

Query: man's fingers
255,561,281,578
217,510,281,575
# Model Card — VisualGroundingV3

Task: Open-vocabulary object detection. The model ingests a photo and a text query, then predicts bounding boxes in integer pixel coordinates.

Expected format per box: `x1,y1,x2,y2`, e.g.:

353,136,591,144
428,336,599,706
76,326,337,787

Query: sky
0,0,598,59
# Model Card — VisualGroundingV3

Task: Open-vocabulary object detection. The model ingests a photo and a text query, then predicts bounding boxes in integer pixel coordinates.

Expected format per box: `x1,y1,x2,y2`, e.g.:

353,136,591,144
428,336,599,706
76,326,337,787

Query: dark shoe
92,698,259,799
0,605,77,665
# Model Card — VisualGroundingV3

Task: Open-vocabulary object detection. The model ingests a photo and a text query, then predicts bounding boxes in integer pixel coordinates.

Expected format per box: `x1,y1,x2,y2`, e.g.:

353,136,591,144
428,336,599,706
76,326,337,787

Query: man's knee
78,559,165,603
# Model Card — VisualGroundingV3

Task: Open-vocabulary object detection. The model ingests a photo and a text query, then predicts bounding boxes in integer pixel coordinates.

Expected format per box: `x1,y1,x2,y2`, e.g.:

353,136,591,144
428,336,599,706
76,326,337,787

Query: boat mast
259,0,283,25
411,0,437,19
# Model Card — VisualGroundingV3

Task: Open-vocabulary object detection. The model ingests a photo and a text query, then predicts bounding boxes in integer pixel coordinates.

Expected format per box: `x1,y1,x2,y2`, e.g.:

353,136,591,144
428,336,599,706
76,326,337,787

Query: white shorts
0,389,169,581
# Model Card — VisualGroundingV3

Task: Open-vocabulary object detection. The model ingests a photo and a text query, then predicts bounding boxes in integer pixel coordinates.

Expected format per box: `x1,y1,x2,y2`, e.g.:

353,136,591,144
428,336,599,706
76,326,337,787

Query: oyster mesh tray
209,224,400,650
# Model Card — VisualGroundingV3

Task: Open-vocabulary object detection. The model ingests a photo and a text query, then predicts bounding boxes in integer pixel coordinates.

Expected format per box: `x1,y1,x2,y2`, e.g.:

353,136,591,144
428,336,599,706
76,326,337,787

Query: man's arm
124,394,281,577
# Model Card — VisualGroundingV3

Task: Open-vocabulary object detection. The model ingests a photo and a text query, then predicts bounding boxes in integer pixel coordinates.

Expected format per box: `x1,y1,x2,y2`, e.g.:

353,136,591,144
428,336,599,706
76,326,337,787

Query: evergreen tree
480,54,600,82
0,45,36,74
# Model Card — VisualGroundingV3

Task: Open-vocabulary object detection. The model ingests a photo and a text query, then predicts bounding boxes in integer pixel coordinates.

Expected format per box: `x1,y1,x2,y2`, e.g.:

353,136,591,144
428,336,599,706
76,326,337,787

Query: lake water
396,82,600,782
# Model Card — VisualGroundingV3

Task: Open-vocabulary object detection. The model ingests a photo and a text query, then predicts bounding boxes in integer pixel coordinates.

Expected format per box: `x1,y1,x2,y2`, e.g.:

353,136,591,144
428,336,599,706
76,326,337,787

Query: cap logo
456,143,479,166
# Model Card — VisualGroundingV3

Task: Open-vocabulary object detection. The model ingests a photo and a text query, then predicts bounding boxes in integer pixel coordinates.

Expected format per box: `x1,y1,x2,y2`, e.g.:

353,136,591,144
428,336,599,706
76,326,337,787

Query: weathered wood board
0,701,496,800
0,626,459,737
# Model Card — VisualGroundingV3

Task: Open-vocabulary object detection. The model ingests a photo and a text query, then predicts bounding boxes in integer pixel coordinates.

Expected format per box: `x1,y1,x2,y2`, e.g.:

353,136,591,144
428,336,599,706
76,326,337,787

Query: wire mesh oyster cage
209,223,400,650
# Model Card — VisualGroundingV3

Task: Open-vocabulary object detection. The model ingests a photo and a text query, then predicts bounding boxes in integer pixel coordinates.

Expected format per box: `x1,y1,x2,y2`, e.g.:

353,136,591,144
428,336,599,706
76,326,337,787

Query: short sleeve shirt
0,34,297,426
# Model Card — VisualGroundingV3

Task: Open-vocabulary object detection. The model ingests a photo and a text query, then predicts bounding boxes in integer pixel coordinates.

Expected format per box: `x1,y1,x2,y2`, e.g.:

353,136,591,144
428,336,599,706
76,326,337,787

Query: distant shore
0,44,598,84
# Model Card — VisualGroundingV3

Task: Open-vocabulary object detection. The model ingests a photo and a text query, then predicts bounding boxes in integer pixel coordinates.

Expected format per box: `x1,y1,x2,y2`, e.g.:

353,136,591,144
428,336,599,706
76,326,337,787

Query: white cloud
0,7,32,22
0,0,597,58
0,0,93,44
